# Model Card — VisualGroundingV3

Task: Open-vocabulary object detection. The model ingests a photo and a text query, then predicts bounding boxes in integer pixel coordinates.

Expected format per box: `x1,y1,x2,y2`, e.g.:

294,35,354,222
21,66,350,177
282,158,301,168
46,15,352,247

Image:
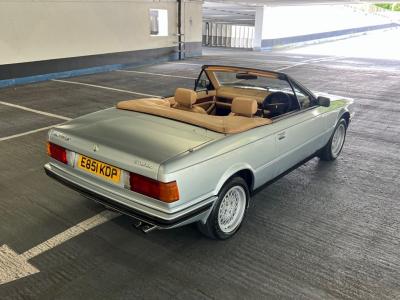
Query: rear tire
319,118,347,161
197,177,249,240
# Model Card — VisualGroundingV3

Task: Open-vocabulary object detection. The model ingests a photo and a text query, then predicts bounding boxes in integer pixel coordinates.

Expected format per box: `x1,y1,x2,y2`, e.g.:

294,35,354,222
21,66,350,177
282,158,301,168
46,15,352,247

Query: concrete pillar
253,6,266,51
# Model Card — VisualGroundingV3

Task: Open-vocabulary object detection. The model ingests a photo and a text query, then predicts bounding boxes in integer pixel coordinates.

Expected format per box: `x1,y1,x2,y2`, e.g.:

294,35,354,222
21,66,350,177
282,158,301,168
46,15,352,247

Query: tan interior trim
196,90,216,99
205,70,220,90
116,99,272,134
164,96,175,106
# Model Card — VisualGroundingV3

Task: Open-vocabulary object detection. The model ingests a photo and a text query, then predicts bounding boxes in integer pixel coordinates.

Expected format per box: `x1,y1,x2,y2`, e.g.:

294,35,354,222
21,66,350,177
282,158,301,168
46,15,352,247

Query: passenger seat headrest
231,97,258,117
175,88,197,107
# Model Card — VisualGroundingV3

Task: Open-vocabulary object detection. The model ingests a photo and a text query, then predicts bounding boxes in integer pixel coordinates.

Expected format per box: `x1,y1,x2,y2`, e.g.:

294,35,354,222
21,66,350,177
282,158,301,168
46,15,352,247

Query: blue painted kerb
0,64,124,88
0,53,180,89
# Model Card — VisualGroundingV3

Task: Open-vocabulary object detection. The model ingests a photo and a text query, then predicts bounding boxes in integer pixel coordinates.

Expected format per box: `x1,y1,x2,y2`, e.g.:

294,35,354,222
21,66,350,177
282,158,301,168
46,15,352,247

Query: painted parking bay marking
0,123,65,142
274,56,346,71
0,210,119,285
52,79,161,98
0,101,72,121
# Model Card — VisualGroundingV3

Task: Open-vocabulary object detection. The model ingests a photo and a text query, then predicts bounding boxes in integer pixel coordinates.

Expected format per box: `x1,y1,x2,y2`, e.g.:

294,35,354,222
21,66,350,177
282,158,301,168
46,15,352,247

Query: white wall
0,0,202,65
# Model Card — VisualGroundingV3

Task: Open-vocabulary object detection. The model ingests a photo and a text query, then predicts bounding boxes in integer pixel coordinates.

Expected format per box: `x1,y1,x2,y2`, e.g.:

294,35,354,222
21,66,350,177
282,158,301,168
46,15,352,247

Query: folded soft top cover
116,98,272,134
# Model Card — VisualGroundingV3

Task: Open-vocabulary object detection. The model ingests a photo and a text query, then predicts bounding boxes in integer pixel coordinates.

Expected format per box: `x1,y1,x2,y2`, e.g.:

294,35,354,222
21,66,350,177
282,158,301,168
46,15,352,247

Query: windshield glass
214,71,293,93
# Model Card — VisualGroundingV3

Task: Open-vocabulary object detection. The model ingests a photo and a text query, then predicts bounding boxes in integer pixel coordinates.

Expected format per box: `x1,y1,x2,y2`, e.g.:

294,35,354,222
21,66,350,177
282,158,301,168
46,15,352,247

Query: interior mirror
317,96,330,107
236,73,258,80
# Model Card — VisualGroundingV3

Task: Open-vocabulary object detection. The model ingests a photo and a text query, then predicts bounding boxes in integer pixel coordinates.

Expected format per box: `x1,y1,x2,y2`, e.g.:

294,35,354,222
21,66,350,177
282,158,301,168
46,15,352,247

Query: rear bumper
44,163,215,229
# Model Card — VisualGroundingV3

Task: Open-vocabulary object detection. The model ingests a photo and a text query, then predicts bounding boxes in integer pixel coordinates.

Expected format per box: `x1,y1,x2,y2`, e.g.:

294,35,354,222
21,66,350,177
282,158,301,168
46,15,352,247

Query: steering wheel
262,92,292,117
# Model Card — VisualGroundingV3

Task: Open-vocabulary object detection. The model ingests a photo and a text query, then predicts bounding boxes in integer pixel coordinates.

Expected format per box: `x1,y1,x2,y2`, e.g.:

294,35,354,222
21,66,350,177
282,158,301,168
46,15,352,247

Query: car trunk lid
49,108,222,179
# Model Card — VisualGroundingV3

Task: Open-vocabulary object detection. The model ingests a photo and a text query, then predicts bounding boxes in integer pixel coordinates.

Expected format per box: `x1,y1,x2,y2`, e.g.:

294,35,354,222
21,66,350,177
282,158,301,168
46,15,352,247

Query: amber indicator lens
129,173,179,203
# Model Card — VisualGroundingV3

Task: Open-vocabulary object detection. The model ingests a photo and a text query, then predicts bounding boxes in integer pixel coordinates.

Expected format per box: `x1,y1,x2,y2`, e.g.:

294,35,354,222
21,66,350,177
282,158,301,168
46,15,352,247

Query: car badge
93,144,99,152
134,160,154,169
52,131,71,141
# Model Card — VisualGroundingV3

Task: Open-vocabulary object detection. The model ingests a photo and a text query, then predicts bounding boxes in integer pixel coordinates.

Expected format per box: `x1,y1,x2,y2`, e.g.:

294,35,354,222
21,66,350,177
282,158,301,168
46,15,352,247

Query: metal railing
202,22,255,49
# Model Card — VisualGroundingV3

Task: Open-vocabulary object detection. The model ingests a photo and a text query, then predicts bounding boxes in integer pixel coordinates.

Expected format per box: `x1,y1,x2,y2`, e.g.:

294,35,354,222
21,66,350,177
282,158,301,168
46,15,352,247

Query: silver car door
251,127,279,189
274,105,327,177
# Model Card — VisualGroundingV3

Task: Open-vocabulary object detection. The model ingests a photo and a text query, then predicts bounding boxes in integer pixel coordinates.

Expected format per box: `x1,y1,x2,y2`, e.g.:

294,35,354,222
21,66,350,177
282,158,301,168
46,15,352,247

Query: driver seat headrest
173,88,207,114
174,88,197,108
230,97,258,118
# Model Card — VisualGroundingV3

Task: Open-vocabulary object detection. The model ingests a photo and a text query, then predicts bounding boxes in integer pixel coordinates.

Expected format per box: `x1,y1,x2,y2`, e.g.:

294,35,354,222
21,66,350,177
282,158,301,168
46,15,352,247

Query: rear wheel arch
216,167,254,205
198,175,250,239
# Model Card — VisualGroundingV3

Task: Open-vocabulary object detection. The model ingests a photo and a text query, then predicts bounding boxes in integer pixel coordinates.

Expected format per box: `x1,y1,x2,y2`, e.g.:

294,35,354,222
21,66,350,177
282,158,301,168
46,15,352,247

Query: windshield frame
213,71,290,93
202,65,316,106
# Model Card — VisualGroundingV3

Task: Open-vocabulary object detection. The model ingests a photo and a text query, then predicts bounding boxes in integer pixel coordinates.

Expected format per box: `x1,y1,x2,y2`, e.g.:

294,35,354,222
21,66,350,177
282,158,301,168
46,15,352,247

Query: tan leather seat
229,97,258,118
173,88,207,114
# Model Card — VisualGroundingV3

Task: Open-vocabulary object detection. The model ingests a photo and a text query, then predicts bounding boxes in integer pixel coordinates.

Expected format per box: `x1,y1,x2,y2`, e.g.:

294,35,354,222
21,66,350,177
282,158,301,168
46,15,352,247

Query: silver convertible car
44,65,354,239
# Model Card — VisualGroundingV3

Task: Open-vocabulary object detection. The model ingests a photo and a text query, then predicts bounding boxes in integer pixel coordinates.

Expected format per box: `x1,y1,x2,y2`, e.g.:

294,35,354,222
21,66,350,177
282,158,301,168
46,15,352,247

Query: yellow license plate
77,155,121,183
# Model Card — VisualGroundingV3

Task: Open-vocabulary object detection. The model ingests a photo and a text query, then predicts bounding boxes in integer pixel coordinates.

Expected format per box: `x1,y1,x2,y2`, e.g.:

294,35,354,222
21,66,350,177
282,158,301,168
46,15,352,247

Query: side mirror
317,96,330,107
198,79,209,89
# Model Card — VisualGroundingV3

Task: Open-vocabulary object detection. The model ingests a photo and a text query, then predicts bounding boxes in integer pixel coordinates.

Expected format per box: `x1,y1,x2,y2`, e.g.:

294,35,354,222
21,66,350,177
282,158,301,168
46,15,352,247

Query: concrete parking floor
1,31,400,299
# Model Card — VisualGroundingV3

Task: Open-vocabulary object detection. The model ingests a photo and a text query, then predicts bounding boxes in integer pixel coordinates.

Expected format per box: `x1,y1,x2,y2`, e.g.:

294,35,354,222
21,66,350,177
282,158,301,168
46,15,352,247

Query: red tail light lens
129,173,179,203
47,142,67,164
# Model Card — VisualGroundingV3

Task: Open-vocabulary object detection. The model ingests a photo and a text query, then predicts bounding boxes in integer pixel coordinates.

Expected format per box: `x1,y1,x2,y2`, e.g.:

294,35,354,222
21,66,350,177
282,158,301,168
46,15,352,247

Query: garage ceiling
203,2,256,25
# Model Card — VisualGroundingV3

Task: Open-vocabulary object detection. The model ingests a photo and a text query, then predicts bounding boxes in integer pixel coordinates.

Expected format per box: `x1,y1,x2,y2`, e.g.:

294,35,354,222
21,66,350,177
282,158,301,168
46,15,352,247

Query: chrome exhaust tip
132,219,158,233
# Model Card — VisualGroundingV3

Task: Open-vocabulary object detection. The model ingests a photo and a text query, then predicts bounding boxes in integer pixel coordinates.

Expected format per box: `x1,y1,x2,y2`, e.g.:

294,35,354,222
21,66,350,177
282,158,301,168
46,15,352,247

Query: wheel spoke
331,124,345,157
217,186,246,233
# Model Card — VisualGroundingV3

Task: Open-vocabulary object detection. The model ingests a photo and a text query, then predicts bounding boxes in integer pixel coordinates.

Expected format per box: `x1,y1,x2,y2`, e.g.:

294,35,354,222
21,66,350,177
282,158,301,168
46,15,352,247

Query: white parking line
52,79,161,98
0,101,72,121
274,57,325,71
22,210,119,260
0,124,64,142
0,210,119,285
238,58,301,65
274,56,346,71
314,56,347,63
116,70,197,80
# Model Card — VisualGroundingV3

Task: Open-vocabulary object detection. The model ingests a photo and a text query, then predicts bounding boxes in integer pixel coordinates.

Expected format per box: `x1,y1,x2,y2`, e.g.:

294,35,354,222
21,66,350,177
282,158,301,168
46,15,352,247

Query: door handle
277,132,286,140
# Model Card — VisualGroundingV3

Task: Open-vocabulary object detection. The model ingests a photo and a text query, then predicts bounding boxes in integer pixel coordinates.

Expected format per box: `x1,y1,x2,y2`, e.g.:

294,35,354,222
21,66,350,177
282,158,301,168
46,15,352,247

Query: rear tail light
47,142,68,164
129,173,179,203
